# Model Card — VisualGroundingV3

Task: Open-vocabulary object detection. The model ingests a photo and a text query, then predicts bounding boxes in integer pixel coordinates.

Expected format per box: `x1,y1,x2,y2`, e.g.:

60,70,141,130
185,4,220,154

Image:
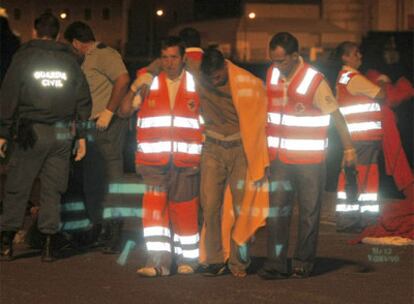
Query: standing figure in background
259,32,356,280
0,13,91,262
64,22,130,253
332,41,414,233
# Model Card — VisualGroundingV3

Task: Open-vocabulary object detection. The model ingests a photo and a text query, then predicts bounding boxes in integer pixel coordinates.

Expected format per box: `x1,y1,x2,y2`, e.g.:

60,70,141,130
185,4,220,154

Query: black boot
41,234,57,262
0,231,16,261
102,220,124,254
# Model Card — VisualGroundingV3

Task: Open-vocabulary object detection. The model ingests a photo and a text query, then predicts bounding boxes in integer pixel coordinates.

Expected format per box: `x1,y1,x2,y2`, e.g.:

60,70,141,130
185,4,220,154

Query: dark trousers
265,159,324,273
1,124,72,234
82,116,127,225
200,140,248,272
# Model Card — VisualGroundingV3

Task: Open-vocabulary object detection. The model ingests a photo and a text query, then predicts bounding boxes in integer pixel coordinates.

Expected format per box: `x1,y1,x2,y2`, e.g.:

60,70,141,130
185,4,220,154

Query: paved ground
1,218,413,304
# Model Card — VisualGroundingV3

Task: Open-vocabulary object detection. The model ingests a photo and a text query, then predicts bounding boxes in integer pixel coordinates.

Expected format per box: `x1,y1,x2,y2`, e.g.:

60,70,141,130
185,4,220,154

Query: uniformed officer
0,13,91,262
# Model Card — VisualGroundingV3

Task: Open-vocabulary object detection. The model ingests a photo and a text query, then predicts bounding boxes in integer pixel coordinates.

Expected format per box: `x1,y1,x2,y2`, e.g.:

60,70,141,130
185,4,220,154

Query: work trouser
264,159,324,274
200,138,248,273
1,123,72,234
336,141,381,232
137,162,200,270
82,116,128,224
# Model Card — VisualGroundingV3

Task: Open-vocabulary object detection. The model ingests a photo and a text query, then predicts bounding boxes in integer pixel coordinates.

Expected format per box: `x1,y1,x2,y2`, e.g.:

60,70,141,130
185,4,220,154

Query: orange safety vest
266,63,329,164
336,69,383,142
135,71,203,167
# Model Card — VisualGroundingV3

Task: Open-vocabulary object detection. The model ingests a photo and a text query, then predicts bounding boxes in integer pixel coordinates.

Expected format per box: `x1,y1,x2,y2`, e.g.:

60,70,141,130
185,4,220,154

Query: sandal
136,266,170,277
230,268,247,278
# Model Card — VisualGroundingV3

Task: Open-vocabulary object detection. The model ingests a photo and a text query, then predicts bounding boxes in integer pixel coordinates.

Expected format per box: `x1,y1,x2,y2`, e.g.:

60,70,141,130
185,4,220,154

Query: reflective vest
266,63,329,164
136,71,202,167
336,69,383,142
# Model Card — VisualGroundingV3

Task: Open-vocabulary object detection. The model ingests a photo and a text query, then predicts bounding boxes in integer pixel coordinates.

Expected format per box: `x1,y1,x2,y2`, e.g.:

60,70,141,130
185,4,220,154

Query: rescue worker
64,22,130,253
258,32,356,279
332,41,414,232
129,37,202,277
0,13,91,262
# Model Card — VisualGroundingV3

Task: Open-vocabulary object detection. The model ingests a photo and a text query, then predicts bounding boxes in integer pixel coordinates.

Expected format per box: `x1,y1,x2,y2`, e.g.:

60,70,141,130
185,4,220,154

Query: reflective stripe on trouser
264,159,323,274
170,198,199,266
139,163,200,269
200,140,249,272
336,141,380,232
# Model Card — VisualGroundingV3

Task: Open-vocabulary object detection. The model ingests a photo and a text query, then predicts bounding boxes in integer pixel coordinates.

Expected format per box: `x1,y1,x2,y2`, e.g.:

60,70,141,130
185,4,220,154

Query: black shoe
0,231,16,261
41,234,57,262
101,220,123,255
201,263,228,277
291,267,311,279
257,268,289,280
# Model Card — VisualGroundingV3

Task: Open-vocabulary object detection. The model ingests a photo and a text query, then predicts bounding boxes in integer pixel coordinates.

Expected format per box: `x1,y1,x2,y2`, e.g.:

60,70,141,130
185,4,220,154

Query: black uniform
0,39,91,234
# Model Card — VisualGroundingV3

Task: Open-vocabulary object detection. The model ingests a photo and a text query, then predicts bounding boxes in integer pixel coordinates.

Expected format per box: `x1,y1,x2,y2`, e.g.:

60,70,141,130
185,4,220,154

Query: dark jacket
0,39,91,139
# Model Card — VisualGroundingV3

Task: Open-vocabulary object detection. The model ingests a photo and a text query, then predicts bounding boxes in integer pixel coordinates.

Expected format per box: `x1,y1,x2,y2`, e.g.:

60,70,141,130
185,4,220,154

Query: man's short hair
179,27,201,48
34,13,59,39
200,48,225,76
64,21,95,43
160,36,184,57
269,32,299,55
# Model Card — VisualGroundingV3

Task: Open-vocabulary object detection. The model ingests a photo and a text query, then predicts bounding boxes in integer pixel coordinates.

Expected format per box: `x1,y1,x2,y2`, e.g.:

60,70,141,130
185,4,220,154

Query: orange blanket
199,61,269,262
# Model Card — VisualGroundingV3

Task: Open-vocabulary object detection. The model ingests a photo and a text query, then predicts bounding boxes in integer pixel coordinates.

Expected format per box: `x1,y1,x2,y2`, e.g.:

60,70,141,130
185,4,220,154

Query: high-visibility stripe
137,116,172,128
296,68,318,95
281,114,330,127
360,205,379,213
173,142,202,155
337,191,347,199
182,248,199,259
138,141,171,153
337,192,378,202
199,115,205,125
108,183,147,194
347,121,382,133
268,137,326,151
150,76,159,90
336,204,360,212
267,136,280,148
174,247,183,255
144,226,171,238
146,241,171,252
138,116,200,129
186,72,196,92
175,233,199,245
103,207,143,219
270,67,280,85
268,112,281,124
338,71,352,85
61,219,91,231
62,202,85,212
358,193,378,202
173,116,200,129
280,138,327,151
339,103,381,116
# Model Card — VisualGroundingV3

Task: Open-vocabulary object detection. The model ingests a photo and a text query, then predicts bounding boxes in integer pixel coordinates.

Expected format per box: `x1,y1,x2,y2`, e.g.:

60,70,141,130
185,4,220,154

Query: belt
205,136,242,149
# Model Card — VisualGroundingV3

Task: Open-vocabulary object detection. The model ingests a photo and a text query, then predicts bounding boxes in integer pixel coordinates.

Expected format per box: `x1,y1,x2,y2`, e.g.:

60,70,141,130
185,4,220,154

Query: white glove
130,73,153,93
95,109,114,131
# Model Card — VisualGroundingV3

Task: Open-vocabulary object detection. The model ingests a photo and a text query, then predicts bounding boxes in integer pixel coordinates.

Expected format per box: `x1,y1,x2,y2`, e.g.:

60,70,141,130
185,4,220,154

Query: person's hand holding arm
96,72,130,130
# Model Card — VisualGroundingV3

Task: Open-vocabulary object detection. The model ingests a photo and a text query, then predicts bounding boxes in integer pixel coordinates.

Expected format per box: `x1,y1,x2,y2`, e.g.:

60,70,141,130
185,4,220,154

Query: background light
59,12,67,19
248,12,256,19
156,9,164,17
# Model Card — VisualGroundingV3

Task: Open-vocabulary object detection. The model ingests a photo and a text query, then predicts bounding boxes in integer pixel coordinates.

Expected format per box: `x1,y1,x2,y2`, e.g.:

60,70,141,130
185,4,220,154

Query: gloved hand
342,147,357,168
95,109,114,131
130,73,153,93
0,138,7,158
74,138,86,161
